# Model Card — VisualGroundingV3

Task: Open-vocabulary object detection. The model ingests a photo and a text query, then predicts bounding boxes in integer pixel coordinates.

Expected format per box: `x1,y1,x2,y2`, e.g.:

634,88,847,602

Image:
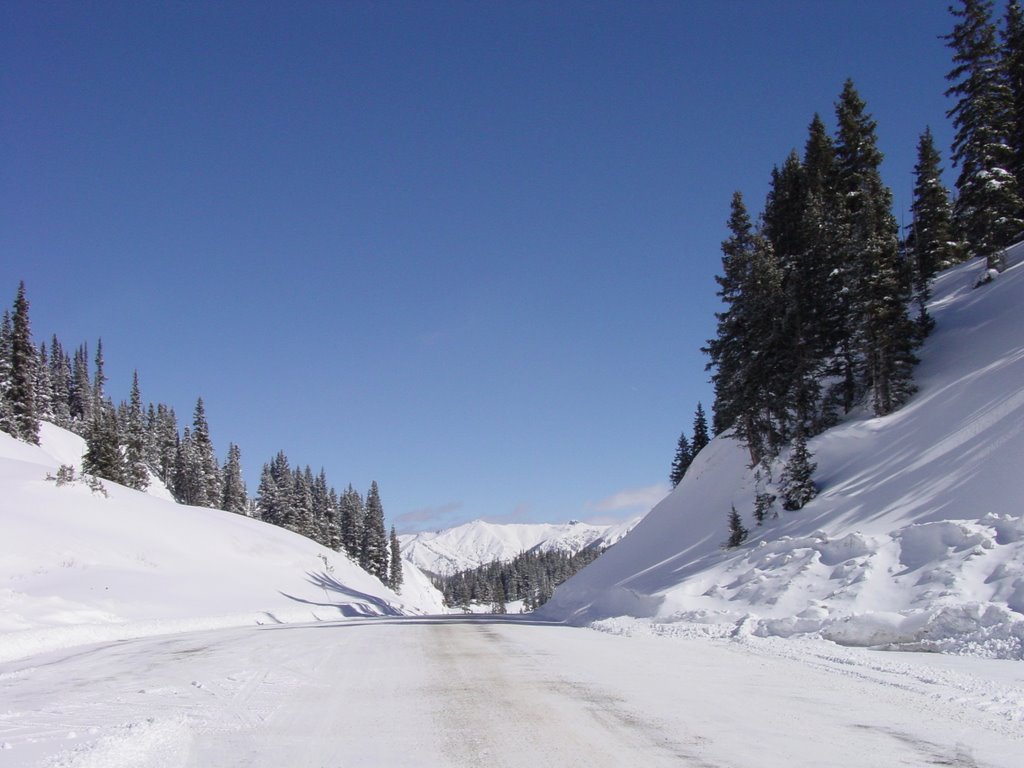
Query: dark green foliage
388,526,403,592
669,430,691,488
434,547,603,612
361,481,388,581
691,402,710,454
3,283,40,444
725,506,748,549
339,484,365,559
945,0,1024,267
124,372,149,491
83,402,125,483
1006,1,1024,200
780,429,818,511
190,398,221,508
221,442,248,514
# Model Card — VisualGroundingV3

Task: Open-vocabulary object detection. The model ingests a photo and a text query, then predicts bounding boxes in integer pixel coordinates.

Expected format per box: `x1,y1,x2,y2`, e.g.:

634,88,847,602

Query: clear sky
2,1,958,532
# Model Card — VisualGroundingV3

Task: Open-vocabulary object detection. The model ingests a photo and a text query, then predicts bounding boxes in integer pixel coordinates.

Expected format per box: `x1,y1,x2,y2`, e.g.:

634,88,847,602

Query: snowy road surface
2,616,1022,767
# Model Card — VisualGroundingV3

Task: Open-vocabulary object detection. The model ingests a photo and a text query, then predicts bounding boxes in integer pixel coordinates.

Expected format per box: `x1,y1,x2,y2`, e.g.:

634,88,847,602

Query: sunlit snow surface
0,423,444,663
541,247,1024,659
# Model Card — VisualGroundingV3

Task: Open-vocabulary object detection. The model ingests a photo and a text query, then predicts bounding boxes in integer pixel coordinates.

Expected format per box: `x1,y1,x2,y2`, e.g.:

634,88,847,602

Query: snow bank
540,254,1024,659
0,424,440,663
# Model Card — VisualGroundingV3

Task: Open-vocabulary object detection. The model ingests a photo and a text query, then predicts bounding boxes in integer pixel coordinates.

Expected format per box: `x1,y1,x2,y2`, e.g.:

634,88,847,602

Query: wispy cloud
585,483,669,521
395,501,464,532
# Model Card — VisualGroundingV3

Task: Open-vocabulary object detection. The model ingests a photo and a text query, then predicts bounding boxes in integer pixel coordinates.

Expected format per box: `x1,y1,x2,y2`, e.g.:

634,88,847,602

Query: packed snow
0,423,443,664
540,249,1024,659
399,517,639,576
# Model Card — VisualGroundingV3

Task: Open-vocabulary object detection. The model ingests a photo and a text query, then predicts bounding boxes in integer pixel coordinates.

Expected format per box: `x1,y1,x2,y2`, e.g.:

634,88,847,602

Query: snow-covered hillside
399,517,639,576
540,248,1024,659
0,423,442,663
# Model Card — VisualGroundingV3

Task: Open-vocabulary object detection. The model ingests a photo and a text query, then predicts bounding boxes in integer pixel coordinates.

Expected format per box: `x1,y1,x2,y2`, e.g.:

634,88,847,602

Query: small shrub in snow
47,464,77,486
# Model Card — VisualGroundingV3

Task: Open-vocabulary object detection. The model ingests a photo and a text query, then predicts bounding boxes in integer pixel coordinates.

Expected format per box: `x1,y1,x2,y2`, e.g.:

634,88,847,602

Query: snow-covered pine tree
221,442,248,515
909,126,958,336
339,484,365,559
5,283,40,444
47,336,72,428
83,400,125,483
388,525,403,592
669,430,691,488
0,312,11,438
361,481,388,581
69,343,92,432
834,80,917,417
1004,0,1024,200
945,0,1024,268
174,426,205,505
34,343,53,424
780,427,817,511
190,398,221,508
123,371,149,491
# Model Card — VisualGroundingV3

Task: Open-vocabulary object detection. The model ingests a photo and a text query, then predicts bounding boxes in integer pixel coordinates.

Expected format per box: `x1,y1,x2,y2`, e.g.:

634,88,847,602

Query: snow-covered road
1,616,1022,767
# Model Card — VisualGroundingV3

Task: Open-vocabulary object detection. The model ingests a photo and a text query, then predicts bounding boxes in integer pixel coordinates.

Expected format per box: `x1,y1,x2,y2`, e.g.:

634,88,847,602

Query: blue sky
2,1,957,532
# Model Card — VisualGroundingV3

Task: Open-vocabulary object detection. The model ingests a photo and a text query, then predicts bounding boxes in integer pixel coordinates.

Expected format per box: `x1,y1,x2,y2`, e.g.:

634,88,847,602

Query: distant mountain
399,517,640,576
539,248,1024,659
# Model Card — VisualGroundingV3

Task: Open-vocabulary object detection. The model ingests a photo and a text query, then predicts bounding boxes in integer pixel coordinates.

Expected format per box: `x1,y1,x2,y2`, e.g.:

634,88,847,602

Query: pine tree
725,506,749,549
256,450,291,525
174,426,206,505
361,481,388,580
123,371,149,490
669,430,691,488
945,0,1024,268
5,283,40,444
1004,0,1024,200
190,398,221,508
0,312,12,437
69,343,92,431
34,343,53,423
834,80,917,417
47,336,72,428
780,428,818,511
691,402,710,454
221,442,248,514
388,526,403,592
909,127,958,335
83,400,125,483
339,484,365,558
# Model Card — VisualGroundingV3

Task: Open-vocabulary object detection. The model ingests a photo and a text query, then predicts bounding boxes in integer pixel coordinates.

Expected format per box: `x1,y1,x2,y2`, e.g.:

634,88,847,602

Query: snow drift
0,423,442,663
540,247,1024,659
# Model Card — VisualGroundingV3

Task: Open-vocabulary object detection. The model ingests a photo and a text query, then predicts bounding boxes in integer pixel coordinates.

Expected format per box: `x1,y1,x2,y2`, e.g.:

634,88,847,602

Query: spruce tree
123,371,149,490
339,484,365,558
834,80,917,416
669,430,691,488
47,336,72,428
388,526,403,592
361,481,388,580
190,398,221,508
221,442,248,514
726,506,748,548
780,428,818,511
691,402,710,454
5,283,40,444
69,343,92,431
34,343,53,423
945,0,1024,267
83,401,125,483
1004,0,1024,199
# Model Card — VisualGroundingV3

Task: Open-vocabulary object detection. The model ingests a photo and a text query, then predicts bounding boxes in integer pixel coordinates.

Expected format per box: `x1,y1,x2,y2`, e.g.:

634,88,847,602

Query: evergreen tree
290,466,316,538
83,401,124,483
4,283,40,444
339,484,365,558
669,430,691,488
190,398,221,508
725,506,749,549
780,428,818,511
0,312,11,437
221,442,248,514
361,481,388,580
945,0,1024,267
834,80,917,416
123,371,149,491
34,342,53,423
691,402,710,454
388,526,403,592
148,404,178,485
174,426,206,505
47,336,72,428
1004,0,1024,199
256,450,291,526
69,343,92,431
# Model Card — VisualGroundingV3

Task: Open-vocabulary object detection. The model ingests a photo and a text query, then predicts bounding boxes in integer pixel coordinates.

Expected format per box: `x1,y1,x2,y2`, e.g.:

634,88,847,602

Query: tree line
0,283,402,592
433,546,602,613
683,0,1024,547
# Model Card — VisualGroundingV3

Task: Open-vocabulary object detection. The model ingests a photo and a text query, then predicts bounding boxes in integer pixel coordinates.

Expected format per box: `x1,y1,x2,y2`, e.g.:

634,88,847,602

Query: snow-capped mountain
399,517,640,576
540,245,1024,659
0,423,443,663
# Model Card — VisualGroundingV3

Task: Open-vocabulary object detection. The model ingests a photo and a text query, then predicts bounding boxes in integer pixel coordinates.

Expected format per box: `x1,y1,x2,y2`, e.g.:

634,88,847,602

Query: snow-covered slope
540,249,1024,659
399,517,640,576
0,423,439,663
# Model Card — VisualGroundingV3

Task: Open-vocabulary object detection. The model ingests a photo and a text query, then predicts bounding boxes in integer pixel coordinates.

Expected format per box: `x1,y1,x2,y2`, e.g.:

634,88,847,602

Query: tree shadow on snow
279,570,404,618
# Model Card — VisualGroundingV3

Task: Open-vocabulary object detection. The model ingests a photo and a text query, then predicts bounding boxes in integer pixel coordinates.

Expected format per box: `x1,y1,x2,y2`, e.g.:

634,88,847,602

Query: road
1,615,1022,767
